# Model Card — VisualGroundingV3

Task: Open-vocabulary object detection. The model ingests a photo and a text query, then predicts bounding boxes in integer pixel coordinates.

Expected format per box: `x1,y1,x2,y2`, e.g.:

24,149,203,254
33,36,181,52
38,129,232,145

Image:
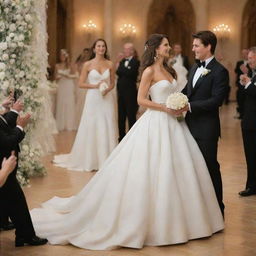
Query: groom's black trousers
195,138,225,215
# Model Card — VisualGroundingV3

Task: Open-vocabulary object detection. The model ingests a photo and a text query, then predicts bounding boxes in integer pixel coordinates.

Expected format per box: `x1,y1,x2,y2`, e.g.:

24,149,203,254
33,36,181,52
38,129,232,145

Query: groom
182,31,229,216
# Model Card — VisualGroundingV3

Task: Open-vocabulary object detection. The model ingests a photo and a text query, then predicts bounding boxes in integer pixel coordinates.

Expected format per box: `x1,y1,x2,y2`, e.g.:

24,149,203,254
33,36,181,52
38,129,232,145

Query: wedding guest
116,42,140,142
75,48,90,74
238,46,256,197
55,49,77,131
234,49,252,118
172,43,190,71
0,98,47,246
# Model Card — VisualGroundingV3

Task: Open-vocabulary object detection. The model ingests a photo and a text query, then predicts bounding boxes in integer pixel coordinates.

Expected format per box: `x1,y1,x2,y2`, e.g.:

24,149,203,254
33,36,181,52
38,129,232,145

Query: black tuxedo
116,57,140,141
241,74,256,190
183,58,229,215
0,112,35,239
234,60,252,117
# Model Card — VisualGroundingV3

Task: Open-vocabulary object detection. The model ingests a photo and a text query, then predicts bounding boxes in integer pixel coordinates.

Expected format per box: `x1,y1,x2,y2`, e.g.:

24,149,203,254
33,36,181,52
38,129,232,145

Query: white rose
0,62,6,70
25,14,32,22
10,59,15,64
28,24,32,29
4,8,9,13
0,72,5,80
2,80,9,90
15,14,22,20
19,71,25,78
11,54,16,58
6,37,11,42
0,42,8,51
9,33,15,38
18,26,24,31
10,42,17,48
18,34,24,41
18,42,24,47
2,53,9,60
9,24,16,31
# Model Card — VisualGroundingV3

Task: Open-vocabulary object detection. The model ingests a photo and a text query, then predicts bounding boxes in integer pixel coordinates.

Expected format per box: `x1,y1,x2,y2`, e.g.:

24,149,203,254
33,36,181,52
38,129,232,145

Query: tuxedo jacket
183,58,229,140
241,75,256,131
116,57,140,94
0,112,25,178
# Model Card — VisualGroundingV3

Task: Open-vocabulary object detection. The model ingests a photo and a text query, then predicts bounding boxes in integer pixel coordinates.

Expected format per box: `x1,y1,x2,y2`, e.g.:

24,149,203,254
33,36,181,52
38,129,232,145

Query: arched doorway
147,0,196,62
241,0,256,49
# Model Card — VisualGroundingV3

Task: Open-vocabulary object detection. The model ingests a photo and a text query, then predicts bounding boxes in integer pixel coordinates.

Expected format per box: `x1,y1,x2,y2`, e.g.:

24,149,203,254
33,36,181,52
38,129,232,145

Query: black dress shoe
15,235,48,247
0,221,15,231
239,188,256,197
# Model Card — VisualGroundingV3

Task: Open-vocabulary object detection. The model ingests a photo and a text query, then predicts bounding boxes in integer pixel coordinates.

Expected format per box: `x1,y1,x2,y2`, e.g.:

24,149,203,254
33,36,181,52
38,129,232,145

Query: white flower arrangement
166,92,188,121
201,68,211,77
166,92,188,110
99,81,109,95
0,0,50,185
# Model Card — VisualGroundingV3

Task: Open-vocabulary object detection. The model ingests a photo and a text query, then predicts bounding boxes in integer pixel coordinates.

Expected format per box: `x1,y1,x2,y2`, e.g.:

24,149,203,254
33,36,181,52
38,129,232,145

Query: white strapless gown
53,69,118,171
31,80,224,250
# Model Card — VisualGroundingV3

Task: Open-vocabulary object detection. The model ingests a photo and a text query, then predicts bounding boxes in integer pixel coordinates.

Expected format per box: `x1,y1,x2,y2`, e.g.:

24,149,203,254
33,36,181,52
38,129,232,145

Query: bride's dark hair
89,38,110,60
141,34,177,79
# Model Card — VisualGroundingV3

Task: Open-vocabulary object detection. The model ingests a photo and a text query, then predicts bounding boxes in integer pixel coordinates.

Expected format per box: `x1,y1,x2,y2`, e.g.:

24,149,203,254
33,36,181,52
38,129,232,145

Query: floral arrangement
166,92,188,122
0,0,50,185
166,92,188,110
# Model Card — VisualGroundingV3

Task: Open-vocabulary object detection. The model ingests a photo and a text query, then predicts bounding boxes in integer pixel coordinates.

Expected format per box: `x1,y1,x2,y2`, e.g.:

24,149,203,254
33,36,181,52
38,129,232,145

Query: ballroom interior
1,0,256,255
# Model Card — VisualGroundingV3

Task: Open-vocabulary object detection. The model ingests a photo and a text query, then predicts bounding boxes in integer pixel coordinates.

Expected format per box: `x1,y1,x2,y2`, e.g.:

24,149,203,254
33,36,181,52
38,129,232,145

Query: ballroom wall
50,0,253,98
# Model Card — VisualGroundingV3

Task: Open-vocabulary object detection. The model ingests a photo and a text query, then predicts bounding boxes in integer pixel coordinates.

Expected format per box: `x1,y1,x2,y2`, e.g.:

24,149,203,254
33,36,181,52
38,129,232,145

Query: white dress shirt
192,56,215,87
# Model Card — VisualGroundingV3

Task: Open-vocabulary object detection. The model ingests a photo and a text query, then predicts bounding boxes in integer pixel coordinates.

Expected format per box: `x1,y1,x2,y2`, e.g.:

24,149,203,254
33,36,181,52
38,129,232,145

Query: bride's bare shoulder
142,66,154,79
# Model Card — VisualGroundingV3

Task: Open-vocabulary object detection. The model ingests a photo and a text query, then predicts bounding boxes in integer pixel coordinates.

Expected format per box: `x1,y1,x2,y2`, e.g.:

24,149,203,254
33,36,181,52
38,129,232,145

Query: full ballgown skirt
55,69,76,131
53,69,118,171
31,80,224,250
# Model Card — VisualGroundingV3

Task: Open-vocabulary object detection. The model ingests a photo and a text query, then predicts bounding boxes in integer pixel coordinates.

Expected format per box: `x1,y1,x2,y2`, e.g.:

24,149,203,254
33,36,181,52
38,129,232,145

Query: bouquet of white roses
99,81,109,95
166,92,188,121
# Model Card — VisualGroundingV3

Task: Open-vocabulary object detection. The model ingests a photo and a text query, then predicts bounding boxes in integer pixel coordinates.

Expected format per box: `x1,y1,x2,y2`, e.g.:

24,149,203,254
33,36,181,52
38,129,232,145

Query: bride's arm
78,62,100,89
137,68,174,114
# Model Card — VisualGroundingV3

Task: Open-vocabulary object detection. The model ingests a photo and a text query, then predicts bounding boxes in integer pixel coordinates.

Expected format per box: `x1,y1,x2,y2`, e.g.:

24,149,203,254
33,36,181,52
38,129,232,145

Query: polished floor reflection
1,103,256,256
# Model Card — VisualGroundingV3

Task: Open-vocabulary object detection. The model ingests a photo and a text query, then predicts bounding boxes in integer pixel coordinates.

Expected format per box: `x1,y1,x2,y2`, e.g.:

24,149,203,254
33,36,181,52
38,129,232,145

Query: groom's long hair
141,34,177,79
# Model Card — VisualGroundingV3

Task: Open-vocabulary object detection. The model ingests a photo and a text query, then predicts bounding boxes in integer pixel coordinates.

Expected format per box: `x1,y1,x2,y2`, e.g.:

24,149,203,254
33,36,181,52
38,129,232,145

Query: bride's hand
171,105,189,116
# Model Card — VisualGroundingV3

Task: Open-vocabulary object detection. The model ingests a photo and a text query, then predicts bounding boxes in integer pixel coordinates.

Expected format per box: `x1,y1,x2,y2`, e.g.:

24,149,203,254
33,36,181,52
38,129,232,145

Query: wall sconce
213,24,231,39
82,20,97,33
119,23,137,38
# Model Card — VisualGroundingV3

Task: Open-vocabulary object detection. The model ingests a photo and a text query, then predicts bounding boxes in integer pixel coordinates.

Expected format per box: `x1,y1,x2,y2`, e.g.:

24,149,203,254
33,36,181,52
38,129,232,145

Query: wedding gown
55,69,76,131
53,69,118,171
31,80,224,250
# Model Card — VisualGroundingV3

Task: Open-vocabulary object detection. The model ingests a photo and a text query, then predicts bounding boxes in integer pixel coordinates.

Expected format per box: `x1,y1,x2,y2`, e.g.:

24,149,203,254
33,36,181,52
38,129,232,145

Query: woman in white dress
53,39,118,171
31,34,224,250
55,49,76,131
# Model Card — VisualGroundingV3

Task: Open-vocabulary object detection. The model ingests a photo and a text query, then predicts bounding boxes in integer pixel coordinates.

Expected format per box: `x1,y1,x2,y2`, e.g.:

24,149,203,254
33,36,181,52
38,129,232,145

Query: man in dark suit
0,99,47,247
238,47,256,197
173,43,190,71
181,31,229,216
116,43,140,142
234,49,252,119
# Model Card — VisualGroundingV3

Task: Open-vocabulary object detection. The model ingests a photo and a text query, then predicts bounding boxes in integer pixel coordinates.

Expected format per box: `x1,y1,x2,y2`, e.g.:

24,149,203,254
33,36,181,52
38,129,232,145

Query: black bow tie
196,60,206,68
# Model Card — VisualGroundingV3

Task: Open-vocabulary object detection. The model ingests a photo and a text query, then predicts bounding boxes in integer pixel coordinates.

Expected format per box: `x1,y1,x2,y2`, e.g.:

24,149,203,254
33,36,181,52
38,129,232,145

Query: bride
31,34,224,250
53,39,118,171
